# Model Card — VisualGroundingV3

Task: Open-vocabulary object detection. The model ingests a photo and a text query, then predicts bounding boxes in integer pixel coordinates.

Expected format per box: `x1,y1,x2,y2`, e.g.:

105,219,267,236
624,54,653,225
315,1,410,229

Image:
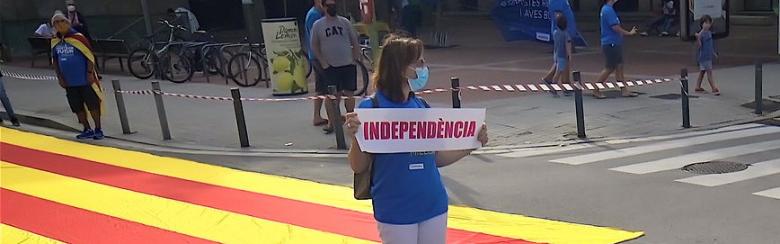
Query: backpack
353,92,430,200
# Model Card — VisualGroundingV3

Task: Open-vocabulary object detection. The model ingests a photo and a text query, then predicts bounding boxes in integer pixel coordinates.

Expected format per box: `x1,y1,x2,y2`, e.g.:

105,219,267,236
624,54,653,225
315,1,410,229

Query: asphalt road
146,122,780,244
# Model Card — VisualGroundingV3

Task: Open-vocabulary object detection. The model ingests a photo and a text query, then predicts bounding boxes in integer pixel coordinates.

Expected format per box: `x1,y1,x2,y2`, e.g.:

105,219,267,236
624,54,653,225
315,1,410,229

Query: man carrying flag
51,13,105,140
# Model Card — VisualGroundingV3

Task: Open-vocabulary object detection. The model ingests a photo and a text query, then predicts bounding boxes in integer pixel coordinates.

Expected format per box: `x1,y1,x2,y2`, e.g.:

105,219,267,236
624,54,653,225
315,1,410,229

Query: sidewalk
2,63,777,151
2,16,777,151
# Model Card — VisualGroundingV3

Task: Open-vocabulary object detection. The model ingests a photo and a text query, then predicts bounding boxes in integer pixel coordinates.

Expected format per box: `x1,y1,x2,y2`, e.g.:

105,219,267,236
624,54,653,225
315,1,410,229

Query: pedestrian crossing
498,123,780,200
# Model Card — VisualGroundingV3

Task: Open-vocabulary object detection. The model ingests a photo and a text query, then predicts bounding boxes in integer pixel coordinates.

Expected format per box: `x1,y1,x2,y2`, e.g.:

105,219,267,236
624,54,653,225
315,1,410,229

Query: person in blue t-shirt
694,15,719,96
306,0,328,127
592,0,639,99
344,34,489,244
51,13,104,140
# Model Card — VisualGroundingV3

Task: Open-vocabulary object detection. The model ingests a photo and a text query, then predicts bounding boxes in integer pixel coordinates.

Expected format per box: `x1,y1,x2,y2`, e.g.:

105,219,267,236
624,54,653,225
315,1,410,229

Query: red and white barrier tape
1,71,58,81
113,78,674,102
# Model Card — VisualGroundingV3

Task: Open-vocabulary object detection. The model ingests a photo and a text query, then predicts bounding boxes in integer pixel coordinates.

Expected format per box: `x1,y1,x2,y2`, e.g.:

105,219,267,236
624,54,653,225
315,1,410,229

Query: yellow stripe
0,161,373,244
0,127,643,243
0,224,66,244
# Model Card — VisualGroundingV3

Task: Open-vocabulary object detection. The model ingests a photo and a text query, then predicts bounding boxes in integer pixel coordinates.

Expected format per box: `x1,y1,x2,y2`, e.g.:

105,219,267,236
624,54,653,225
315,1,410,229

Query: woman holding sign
344,34,489,244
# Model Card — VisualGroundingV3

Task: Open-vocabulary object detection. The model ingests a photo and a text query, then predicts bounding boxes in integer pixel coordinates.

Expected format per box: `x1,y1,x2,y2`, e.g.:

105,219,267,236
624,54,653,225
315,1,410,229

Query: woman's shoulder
357,95,377,108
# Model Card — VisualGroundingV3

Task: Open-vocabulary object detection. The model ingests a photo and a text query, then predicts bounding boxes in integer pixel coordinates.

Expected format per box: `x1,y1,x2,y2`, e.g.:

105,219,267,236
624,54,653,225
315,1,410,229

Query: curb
4,109,779,158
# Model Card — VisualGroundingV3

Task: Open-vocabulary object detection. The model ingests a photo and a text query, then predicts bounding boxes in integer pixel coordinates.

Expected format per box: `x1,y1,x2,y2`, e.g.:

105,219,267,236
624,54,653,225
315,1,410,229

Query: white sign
693,0,723,19
354,108,486,153
261,18,308,95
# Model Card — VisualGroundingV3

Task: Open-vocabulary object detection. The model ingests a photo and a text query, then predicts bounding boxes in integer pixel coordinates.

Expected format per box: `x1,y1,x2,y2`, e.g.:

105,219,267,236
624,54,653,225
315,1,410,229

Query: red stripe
1,142,535,244
0,188,216,244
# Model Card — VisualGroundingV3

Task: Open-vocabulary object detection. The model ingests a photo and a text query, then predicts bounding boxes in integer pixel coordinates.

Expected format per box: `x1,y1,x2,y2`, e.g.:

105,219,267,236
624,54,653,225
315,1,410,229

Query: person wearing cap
65,0,91,41
51,13,105,140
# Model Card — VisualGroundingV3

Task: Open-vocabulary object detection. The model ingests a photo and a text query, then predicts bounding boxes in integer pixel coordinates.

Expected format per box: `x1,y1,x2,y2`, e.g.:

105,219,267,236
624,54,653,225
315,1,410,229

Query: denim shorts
555,58,568,71
699,60,713,71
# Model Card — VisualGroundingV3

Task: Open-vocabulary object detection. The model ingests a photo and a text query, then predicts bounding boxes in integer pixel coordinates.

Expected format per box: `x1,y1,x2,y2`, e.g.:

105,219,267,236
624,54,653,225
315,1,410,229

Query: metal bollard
151,81,172,140
681,68,691,128
451,77,461,108
755,62,763,115
573,71,586,139
230,88,250,147
111,79,133,134
327,86,347,150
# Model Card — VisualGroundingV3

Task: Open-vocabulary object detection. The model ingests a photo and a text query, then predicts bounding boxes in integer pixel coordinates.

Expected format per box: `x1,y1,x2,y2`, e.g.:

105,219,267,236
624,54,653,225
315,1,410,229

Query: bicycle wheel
128,48,155,79
219,50,235,78
355,61,370,96
161,52,194,83
203,48,222,75
361,48,373,72
227,53,263,87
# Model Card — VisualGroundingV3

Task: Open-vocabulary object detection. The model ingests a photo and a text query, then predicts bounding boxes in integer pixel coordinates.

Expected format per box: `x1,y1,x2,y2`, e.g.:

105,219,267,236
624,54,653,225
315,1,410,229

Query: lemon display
275,72,294,92
272,57,291,73
292,64,307,89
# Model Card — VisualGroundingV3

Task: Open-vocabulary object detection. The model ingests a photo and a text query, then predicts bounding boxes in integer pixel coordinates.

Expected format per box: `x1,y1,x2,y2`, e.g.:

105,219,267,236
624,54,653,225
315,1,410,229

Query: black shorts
324,64,357,92
602,44,624,70
66,85,100,113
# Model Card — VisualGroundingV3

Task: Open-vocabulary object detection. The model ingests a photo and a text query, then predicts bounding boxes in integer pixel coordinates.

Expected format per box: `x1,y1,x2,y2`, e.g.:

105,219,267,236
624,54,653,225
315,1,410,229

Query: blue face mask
408,66,429,92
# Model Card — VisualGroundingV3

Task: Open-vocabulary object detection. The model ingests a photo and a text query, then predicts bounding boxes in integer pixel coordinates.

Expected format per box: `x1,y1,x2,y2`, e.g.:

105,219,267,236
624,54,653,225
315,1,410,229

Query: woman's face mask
408,66,429,92
67,5,76,12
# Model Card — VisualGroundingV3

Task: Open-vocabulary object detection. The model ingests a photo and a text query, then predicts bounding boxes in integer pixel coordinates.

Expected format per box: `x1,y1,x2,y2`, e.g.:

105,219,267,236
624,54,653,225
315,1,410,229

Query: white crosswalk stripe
549,125,780,165
675,159,780,187
753,187,780,200
610,139,780,174
539,124,780,200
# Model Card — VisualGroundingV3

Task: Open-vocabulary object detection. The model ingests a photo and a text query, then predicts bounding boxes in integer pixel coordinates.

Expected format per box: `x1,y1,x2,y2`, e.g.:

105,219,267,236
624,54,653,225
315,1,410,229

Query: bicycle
226,42,268,87
127,20,194,83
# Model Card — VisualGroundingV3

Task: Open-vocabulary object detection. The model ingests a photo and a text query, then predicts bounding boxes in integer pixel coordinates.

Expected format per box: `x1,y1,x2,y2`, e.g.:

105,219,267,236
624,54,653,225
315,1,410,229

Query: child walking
542,12,573,97
695,15,719,96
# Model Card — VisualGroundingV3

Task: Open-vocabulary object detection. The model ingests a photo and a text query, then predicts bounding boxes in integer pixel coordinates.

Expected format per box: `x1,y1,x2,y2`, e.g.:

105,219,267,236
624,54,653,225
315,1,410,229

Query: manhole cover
682,161,749,174
650,93,699,100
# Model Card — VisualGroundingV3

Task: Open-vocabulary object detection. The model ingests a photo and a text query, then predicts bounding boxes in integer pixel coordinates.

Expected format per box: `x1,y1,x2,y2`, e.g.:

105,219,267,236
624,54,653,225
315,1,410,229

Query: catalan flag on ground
0,127,643,243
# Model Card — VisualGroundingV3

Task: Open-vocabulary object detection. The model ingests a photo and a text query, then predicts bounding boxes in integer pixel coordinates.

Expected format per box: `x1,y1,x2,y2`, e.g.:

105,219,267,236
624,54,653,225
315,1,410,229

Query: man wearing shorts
593,0,639,99
51,13,104,139
311,0,360,133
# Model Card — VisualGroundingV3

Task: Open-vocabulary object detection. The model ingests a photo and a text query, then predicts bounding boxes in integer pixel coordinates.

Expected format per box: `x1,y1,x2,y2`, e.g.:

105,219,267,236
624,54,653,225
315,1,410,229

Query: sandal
313,119,329,126
323,127,334,134
712,89,720,96
694,88,706,93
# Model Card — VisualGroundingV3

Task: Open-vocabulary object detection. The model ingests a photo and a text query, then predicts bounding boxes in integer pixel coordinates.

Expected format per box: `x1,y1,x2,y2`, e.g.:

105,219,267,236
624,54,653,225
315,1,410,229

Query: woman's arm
349,139,373,173
435,125,489,168
345,112,373,173
436,150,473,167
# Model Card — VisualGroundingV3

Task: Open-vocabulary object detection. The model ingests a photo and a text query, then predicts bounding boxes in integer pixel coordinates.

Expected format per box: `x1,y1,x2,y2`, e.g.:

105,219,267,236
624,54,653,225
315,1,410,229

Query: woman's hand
477,124,489,147
344,112,361,138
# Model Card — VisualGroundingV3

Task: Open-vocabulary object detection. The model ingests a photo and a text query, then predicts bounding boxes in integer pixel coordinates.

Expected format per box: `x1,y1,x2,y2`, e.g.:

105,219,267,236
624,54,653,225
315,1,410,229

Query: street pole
140,0,153,36
755,62,763,115
242,0,262,44
681,68,691,128
573,71,586,139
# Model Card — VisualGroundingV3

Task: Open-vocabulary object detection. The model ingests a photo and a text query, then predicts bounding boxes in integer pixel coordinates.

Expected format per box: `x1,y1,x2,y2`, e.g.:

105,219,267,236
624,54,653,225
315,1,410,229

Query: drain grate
650,93,699,100
682,161,749,174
